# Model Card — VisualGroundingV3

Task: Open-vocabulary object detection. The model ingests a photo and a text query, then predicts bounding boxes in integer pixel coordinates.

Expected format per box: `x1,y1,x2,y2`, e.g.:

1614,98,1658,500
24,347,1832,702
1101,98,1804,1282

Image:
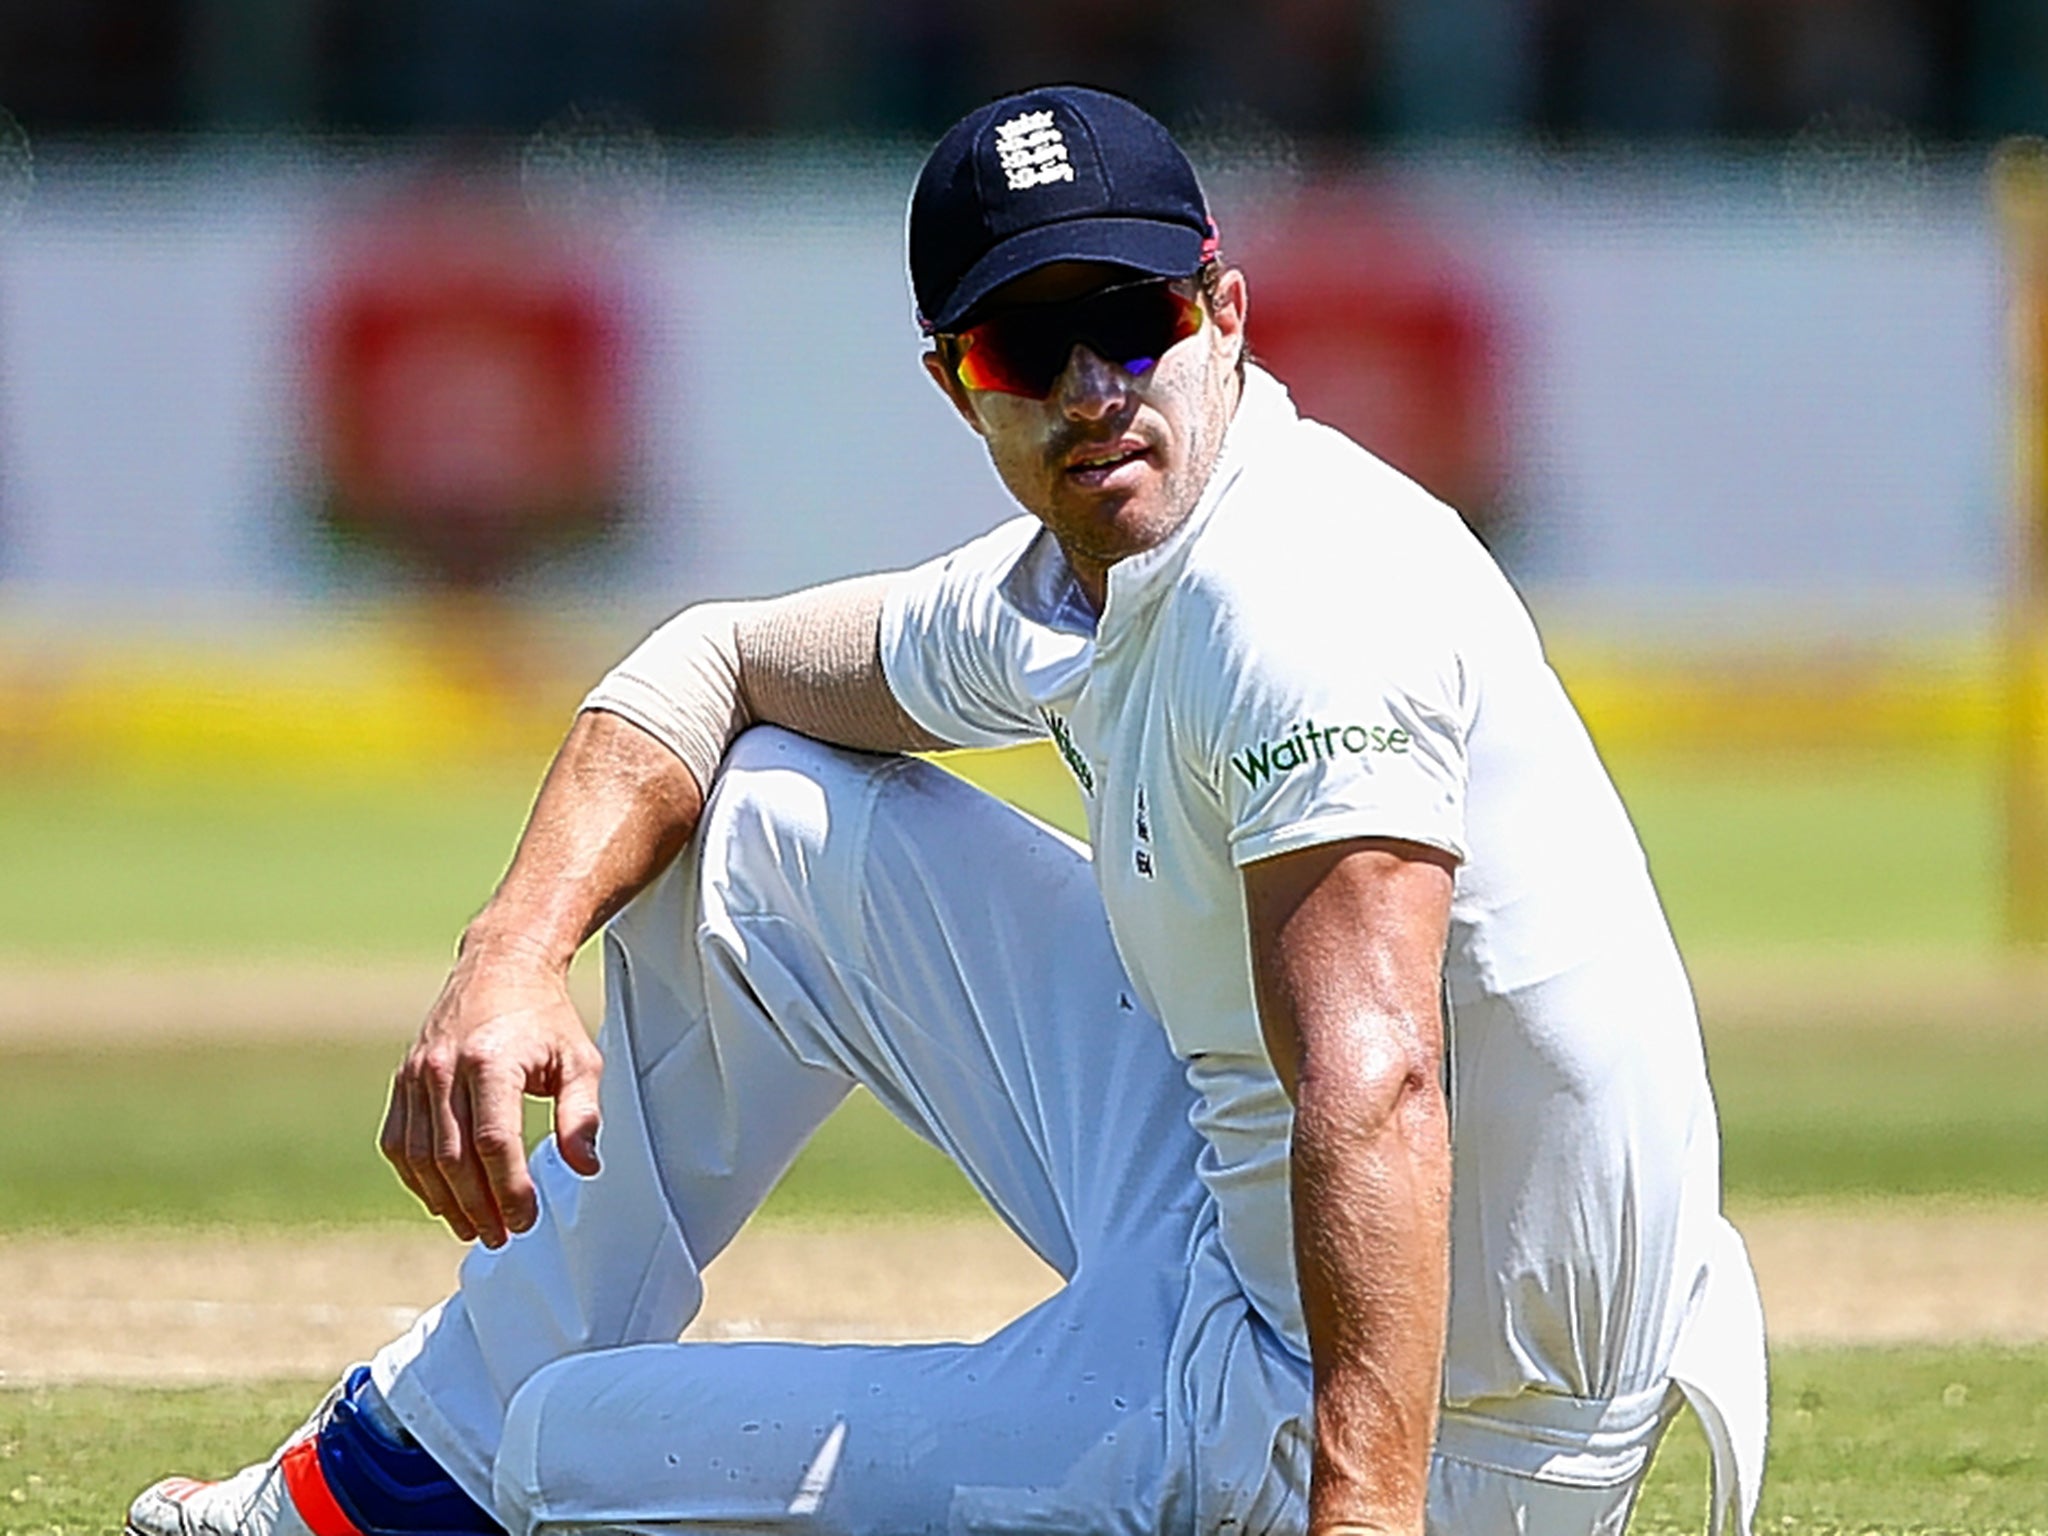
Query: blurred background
2,2,2043,951
0,0,2044,1219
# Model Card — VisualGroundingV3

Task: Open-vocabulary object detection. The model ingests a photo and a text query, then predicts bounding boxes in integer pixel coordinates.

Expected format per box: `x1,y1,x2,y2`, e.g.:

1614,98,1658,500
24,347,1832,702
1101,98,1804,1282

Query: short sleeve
878,519,1056,749
1203,582,1472,868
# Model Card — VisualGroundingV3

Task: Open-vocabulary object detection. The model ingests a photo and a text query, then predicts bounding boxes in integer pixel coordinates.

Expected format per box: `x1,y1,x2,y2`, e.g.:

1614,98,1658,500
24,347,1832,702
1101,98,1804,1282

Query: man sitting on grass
129,83,1766,1536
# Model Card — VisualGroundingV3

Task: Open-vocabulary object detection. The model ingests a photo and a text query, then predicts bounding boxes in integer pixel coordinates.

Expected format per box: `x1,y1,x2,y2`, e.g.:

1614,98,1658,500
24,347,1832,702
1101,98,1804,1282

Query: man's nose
1056,345,1129,421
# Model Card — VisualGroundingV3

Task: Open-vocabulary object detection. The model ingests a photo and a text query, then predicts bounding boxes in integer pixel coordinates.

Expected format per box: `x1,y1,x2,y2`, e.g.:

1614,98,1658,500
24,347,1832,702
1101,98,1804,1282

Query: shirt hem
1230,812,1468,868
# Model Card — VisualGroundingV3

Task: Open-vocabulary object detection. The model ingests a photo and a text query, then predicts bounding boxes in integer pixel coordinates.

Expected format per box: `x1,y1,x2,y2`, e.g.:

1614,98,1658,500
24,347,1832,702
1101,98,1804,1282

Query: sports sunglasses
944,276,1205,399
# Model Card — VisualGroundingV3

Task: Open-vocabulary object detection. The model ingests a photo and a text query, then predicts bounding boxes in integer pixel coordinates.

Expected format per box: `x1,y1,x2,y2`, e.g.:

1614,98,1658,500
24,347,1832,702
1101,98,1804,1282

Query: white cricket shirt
881,366,1724,1408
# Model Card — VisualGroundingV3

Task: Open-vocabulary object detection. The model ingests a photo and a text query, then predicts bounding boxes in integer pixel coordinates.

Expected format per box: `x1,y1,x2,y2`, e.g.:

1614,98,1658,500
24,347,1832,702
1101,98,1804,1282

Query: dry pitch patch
5,1206,2047,1387
9,948,2044,1045
0,1224,1061,1386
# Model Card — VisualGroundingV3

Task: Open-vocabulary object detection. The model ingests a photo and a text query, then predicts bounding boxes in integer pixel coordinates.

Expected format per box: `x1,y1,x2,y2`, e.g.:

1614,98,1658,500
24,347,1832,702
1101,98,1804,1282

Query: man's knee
494,1344,861,1536
692,726,915,933
720,721,886,782
491,1357,569,1536
710,725,884,863
602,727,880,964
492,1351,673,1536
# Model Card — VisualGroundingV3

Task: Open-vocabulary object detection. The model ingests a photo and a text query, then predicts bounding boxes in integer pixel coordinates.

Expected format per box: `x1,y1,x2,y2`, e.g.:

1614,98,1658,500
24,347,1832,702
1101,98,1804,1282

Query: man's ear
923,349,987,436
1209,267,1248,371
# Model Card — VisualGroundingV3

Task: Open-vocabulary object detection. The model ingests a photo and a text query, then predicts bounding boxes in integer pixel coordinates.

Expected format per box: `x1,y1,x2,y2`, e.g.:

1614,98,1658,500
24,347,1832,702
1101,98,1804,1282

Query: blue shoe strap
316,1368,501,1536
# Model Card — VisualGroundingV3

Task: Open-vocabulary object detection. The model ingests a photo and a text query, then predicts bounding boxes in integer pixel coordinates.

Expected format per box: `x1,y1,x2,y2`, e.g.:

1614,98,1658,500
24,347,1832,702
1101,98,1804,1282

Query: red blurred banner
306,171,633,587
1242,188,1510,543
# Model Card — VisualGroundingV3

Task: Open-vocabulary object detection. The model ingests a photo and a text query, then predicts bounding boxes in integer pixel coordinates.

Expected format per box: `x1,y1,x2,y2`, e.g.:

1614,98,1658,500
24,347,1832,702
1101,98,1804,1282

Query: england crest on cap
909,85,1218,333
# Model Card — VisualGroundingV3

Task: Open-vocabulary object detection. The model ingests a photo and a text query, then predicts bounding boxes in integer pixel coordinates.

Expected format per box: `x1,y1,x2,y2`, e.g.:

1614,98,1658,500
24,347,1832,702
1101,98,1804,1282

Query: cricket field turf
0,746,2008,957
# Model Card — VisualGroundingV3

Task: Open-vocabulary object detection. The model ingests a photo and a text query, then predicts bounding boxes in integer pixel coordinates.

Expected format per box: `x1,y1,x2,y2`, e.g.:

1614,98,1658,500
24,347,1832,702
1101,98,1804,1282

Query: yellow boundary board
0,632,2007,783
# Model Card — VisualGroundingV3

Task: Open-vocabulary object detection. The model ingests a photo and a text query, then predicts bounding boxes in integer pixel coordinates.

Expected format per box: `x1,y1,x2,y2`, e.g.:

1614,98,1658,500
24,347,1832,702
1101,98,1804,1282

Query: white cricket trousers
370,728,1697,1536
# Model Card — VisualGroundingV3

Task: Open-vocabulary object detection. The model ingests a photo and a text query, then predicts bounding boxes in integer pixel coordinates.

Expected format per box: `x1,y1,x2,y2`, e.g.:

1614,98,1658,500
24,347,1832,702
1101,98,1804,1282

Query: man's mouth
1063,440,1152,481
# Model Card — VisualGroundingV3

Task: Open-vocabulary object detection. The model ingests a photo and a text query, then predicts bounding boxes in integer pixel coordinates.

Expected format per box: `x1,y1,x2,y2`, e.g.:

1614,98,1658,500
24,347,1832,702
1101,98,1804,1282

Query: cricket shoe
127,1367,500,1536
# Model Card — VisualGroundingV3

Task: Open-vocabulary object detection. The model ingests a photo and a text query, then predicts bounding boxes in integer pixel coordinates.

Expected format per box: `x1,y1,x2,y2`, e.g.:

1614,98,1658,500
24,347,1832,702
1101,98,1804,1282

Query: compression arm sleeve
580,572,952,796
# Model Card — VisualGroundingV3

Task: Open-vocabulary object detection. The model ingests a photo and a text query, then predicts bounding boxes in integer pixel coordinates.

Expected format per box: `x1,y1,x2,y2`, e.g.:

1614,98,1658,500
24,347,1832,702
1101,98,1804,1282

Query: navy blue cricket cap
909,85,1219,334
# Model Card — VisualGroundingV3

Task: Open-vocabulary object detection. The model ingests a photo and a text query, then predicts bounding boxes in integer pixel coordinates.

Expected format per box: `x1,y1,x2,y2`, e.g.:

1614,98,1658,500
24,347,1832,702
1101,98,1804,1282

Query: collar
1095,363,1296,634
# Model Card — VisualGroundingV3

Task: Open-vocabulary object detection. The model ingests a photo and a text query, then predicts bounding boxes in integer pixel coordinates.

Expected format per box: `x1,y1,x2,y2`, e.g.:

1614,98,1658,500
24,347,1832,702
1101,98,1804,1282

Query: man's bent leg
376,729,1208,1517
493,1256,1196,1536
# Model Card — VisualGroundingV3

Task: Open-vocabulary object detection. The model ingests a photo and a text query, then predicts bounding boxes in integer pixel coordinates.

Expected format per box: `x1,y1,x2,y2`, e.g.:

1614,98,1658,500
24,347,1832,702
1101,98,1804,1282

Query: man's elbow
1292,1026,1446,1153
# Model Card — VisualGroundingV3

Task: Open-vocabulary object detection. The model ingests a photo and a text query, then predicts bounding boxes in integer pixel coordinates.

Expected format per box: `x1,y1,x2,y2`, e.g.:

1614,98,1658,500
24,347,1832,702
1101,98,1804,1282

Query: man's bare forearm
464,708,706,973
1244,838,1456,1535
380,707,704,1243
1292,1046,1450,1534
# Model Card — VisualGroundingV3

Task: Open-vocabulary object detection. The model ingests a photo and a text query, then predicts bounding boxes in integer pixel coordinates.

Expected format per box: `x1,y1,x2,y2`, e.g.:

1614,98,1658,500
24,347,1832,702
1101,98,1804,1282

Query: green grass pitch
2,1006,2044,1231
0,1037,986,1230
0,746,2005,957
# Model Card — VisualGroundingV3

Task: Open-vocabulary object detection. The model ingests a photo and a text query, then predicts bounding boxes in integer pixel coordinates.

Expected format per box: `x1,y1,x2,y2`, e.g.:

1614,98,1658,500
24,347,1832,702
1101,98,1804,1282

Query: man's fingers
466,1065,540,1236
379,1078,430,1206
553,1042,604,1177
438,1073,512,1253
395,1063,476,1242
382,1072,438,1214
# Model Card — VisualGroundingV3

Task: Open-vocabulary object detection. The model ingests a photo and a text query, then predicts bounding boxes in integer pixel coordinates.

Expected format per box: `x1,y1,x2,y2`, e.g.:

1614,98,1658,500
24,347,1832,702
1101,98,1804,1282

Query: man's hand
376,707,705,1246
381,933,604,1247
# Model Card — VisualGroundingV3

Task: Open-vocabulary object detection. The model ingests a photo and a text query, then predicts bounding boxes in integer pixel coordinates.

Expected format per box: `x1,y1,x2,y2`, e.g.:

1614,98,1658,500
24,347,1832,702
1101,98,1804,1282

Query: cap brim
929,217,1206,332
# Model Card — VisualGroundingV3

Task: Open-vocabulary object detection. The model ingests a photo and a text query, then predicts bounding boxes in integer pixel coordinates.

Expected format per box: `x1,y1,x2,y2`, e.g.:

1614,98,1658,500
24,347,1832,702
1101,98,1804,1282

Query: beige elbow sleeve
581,574,947,795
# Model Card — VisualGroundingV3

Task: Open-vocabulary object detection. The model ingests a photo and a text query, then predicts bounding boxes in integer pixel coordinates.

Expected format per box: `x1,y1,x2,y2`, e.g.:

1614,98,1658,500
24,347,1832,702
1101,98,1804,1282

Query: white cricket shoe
126,1375,349,1536
128,1367,497,1536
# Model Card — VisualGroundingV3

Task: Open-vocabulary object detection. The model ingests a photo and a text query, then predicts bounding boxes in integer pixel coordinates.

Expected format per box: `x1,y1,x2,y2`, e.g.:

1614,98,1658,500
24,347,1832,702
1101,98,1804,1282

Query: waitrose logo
1041,707,1095,796
1230,718,1411,789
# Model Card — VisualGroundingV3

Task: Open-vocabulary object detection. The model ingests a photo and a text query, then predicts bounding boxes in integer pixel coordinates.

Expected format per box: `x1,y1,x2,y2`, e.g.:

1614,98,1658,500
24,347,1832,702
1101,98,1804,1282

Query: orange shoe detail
278,1440,362,1536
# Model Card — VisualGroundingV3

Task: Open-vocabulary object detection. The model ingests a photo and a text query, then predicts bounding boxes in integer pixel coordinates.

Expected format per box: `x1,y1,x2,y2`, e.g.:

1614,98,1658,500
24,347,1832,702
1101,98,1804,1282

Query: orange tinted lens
952,330,1039,395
